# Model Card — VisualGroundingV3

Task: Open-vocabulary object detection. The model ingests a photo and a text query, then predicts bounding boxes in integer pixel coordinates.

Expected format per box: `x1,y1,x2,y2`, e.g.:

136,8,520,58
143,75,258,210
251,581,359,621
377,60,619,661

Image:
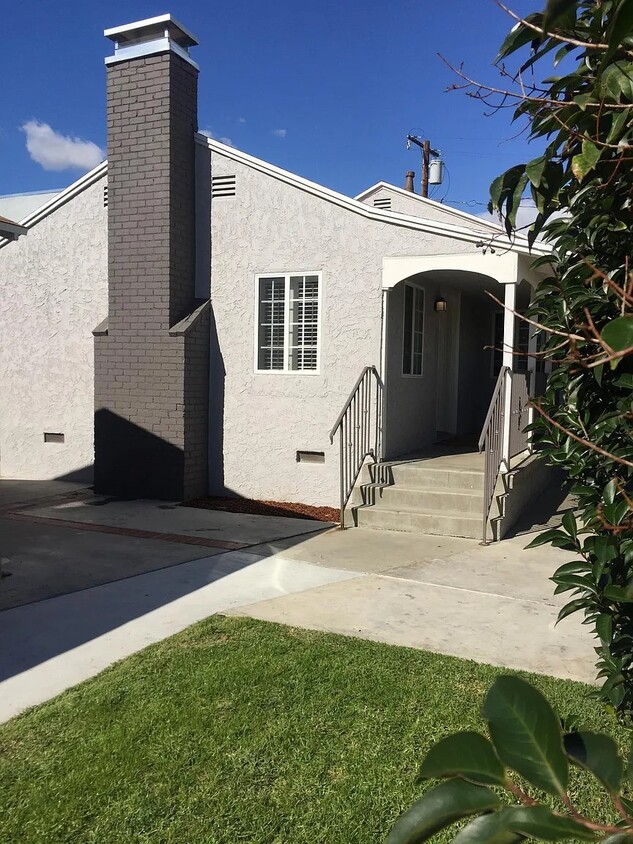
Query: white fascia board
355,181,505,233
198,135,549,258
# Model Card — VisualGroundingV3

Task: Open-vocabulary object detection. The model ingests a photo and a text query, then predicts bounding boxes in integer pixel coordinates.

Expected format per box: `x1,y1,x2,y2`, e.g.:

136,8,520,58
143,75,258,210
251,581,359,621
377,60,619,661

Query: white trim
254,271,322,375
104,14,198,45
355,181,504,233
382,252,521,291
197,135,549,258
402,282,425,377
105,39,199,70
0,161,107,248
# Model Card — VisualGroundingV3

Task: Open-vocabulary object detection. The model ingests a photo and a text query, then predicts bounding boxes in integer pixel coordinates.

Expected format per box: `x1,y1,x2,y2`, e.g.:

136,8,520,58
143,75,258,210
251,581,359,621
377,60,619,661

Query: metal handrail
478,366,509,545
329,365,384,528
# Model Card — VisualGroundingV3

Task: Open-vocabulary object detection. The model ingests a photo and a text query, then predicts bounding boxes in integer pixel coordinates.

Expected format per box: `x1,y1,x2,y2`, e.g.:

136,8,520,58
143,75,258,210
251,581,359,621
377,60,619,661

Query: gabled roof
0,162,106,248
0,214,27,241
355,181,503,233
198,135,549,257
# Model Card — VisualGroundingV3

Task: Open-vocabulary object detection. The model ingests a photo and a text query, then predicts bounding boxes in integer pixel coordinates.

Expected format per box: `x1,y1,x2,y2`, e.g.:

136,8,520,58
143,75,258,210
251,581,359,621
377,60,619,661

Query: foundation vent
373,196,391,211
296,450,325,464
212,174,236,198
44,432,65,444
103,185,108,207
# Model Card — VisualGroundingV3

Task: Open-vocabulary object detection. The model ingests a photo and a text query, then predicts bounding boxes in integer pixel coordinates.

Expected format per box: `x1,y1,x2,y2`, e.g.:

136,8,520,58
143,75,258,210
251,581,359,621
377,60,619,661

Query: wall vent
103,185,108,207
296,450,325,464
44,432,65,444
373,197,392,210
212,174,236,198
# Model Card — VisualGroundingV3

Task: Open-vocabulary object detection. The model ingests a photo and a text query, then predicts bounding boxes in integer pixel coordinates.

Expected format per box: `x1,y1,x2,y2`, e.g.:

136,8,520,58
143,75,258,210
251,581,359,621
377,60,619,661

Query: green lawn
0,616,625,843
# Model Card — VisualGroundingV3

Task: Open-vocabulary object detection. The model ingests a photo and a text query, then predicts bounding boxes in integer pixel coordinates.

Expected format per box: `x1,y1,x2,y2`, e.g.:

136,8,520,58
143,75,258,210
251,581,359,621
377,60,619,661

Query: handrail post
330,366,384,529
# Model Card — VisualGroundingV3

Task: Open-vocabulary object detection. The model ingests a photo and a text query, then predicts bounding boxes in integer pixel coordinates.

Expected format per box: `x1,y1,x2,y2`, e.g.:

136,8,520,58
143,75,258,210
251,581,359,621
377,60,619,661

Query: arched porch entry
380,252,537,460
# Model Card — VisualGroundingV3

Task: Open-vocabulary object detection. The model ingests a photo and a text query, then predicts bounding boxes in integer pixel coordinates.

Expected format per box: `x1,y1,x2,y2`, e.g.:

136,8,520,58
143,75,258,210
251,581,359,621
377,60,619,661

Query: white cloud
272,128,287,138
479,199,539,230
22,120,104,172
199,128,234,146
237,117,246,124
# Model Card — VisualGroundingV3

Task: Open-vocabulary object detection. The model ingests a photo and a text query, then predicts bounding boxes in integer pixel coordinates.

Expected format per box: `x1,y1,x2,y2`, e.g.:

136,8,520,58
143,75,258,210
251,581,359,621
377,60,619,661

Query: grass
0,616,626,843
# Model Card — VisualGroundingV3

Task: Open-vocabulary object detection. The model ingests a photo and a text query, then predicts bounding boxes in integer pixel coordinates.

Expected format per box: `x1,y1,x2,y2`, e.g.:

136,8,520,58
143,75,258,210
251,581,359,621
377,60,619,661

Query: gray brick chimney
94,15,210,501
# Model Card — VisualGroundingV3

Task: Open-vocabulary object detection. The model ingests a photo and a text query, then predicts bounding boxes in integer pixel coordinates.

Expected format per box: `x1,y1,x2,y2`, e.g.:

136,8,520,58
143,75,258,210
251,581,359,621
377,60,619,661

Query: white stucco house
0,15,552,542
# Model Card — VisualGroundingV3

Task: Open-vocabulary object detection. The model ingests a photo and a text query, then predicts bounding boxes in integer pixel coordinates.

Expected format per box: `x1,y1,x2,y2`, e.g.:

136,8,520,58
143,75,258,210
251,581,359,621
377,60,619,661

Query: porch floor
388,444,484,473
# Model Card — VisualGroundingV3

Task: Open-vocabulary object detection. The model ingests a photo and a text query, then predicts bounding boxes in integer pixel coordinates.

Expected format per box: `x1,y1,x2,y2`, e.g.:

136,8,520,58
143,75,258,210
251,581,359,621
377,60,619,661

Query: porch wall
383,279,442,458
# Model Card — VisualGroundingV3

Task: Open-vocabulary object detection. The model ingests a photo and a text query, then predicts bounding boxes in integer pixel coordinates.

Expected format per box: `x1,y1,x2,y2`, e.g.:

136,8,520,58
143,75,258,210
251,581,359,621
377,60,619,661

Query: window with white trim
256,273,320,372
402,284,424,376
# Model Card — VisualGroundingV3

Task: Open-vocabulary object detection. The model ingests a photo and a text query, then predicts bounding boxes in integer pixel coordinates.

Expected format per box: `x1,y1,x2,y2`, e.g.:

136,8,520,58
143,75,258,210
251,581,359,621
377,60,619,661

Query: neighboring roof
198,135,549,257
0,161,107,248
355,181,503,233
0,189,61,223
0,214,27,241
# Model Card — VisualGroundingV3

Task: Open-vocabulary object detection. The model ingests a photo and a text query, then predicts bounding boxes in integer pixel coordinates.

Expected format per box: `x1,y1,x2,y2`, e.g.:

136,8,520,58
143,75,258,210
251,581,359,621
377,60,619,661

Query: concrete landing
230,529,596,684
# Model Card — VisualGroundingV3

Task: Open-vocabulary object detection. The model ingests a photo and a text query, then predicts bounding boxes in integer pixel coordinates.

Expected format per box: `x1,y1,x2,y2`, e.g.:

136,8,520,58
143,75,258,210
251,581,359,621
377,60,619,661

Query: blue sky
2,0,542,212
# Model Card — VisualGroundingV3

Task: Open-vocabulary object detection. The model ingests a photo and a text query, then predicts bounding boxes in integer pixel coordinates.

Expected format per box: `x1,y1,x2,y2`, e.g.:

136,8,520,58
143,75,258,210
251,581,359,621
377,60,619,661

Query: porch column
526,325,538,442
500,281,516,471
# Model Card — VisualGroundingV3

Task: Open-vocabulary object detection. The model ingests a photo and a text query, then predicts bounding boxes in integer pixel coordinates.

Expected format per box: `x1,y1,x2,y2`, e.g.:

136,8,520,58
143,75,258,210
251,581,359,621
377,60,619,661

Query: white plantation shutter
257,274,320,372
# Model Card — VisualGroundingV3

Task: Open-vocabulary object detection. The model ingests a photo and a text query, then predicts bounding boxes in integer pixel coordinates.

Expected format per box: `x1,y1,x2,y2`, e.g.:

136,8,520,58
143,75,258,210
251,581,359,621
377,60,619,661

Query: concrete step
371,486,483,515
355,505,481,539
384,463,485,492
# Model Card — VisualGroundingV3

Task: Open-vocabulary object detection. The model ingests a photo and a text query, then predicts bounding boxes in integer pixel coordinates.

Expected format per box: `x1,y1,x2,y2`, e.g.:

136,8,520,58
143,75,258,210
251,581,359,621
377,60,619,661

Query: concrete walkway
0,486,597,723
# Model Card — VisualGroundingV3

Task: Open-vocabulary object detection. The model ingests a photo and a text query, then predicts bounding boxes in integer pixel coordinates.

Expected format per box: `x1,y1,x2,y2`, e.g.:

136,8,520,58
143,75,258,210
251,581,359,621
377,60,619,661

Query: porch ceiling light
435,297,448,312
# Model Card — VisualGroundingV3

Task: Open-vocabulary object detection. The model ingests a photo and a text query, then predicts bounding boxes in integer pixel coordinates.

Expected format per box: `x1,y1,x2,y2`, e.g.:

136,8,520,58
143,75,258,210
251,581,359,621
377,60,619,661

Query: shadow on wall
54,465,95,483
94,408,187,500
208,305,226,496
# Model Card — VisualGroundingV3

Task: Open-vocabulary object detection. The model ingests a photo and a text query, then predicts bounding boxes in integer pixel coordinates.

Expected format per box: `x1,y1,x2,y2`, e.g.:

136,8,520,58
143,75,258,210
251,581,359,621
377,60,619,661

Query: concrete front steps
351,451,486,539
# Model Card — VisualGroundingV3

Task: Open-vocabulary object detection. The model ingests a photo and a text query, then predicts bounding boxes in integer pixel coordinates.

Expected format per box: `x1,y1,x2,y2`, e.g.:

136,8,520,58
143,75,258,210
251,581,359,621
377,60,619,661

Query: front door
435,291,460,434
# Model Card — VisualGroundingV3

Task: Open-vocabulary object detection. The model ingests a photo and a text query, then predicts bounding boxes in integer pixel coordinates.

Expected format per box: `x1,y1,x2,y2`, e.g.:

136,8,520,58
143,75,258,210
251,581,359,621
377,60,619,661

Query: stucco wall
0,178,107,480
208,149,476,505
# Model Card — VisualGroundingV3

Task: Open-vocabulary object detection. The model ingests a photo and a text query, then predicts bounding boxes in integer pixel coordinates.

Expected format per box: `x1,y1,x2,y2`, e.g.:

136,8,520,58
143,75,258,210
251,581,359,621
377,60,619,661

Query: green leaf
386,780,502,844
557,598,589,623
603,584,633,603
505,805,597,841
597,613,613,644
526,529,572,549
542,0,577,34
604,479,618,506
563,731,623,793
604,0,633,63
483,676,568,797
602,317,633,369
561,510,577,540
418,731,506,786
452,812,523,844
571,139,601,182
602,835,633,844
526,156,547,188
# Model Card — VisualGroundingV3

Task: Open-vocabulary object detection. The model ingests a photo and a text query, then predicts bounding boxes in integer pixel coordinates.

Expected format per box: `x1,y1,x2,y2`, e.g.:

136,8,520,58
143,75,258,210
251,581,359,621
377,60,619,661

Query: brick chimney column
94,16,209,501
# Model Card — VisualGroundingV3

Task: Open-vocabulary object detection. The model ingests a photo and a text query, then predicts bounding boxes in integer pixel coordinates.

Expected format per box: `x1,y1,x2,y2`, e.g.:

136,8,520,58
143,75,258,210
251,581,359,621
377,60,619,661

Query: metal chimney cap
104,14,199,68
104,14,198,48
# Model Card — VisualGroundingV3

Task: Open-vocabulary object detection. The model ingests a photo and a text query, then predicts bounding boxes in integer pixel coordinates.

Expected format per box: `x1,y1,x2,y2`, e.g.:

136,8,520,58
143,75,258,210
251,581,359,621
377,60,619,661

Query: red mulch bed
185,496,339,523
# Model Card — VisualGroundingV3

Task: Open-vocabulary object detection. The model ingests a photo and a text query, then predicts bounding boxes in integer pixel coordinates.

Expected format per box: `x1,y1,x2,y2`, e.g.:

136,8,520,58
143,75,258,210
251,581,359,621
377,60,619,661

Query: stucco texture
0,178,107,480
208,150,477,506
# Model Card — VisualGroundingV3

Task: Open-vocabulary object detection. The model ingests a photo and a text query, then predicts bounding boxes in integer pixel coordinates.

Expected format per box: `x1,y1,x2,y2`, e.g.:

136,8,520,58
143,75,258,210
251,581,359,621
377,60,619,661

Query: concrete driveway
0,481,596,723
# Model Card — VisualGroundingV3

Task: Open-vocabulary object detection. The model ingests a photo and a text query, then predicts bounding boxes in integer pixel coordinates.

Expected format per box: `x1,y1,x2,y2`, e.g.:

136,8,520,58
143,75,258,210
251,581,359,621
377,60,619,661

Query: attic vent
212,174,236,197
373,197,391,210
103,185,108,207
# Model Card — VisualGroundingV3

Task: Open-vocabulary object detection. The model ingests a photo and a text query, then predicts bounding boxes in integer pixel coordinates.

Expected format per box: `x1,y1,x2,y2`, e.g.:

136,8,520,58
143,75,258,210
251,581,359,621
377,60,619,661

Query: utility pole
406,135,439,198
